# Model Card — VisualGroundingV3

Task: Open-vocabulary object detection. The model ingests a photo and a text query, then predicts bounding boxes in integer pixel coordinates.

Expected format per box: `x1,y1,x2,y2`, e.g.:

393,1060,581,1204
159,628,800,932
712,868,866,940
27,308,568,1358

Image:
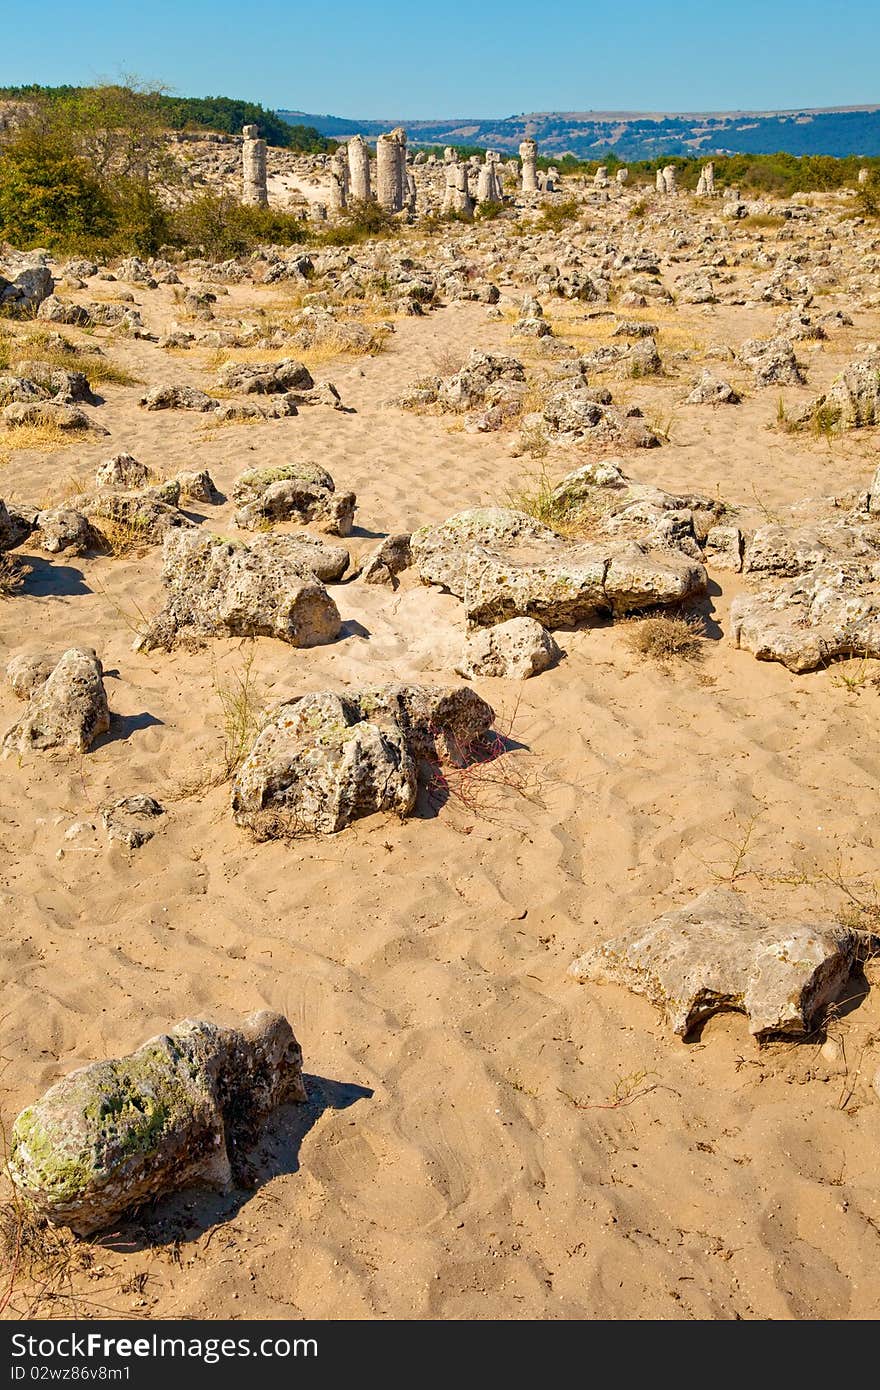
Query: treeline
0,84,334,151
547,149,880,195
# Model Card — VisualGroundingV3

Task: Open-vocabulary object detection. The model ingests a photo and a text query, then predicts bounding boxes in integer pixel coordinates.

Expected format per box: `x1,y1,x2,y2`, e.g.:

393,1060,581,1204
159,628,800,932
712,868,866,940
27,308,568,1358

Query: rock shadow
100,1073,372,1252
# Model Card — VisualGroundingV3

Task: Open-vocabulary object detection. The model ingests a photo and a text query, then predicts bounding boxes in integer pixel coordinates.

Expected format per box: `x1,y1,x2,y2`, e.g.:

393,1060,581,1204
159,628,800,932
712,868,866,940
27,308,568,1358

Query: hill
278,105,880,158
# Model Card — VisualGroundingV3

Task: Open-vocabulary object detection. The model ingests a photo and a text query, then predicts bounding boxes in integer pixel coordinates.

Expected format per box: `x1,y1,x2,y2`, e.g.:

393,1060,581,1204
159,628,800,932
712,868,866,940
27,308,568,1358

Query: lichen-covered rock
801,351,880,430
175,469,218,503
232,683,495,836
0,265,54,315
232,462,355,537
217,358,313,394
569,888,854,1039
412,506,707,629
139,385,220,412
135,530,342,651
74,487,195,547
730,560,880,671
3,648,110,753
457,617,560,679
361,533,412,587
8,1011,306,1235
101,795,165,849
743,518,880,577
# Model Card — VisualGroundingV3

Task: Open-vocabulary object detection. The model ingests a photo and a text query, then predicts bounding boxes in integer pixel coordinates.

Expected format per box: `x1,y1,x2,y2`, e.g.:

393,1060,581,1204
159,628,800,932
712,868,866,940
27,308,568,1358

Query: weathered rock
95,453,152,490
3,648,110,753
730,560,880,671
74,487,194,547
232,462,355,537
361,533,412,586
217,359,313,395
457,617,560,679
703,525,744,572
175,469,218,503
569,888,854,1039
135,530,342,651
8,1011,305,1234
412,507,707,629
101,795,166,849
0,499,32,551
0,265,54,315
803,351,880,430
34,508,102,556
738,336,804,388
685,369,741,405
139,385,220,412
6,651,56,699
2,402,104,432
232,683,495,836
36,296,92,327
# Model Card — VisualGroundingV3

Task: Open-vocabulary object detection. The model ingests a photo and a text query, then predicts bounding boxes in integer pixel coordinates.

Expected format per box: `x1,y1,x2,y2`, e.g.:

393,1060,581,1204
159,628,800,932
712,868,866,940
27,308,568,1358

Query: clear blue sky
1,0,877,119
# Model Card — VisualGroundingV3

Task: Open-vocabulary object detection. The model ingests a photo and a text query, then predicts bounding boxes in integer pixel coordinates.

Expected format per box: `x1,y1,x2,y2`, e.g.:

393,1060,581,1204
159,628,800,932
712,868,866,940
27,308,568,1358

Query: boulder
6,651,56,699
412,506,707,629
2,402,105,433
8,1011,306,1235
0,499,33,551
738,336,804,388
139,385,220,412
217,358,313,394
0,265,54,315
569,888,854,1039
802,351,880,430
3,648,110,753
33,508,102,556
232,683,495,836
95,453,153,490
361,533,412,586
730,560,880,671
457,617,560,679
685,369,741,405
232,462,355,537
135,530,342,651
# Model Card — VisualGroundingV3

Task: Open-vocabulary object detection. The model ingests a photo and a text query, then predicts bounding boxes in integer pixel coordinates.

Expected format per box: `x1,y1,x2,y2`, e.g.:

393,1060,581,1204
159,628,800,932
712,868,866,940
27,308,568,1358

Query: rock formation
241,125,268,208
347,134,371,202
519,138,538,193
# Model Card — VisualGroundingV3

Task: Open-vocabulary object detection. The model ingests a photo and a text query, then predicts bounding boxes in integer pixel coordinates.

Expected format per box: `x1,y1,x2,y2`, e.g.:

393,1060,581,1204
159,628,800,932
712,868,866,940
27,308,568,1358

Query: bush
624,614,705,664
0,137,114,249
317,198,398,246
171,193,311,258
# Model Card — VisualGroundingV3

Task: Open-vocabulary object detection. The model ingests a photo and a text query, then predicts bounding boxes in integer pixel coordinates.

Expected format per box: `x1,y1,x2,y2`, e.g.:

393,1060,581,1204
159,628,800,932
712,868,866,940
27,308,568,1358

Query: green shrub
171,193,311,258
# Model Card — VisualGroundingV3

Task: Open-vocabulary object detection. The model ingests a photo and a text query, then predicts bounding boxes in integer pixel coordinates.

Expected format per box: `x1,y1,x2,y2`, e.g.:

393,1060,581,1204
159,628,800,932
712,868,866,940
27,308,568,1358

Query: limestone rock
6,651,56,699
135,530,342,652
101,795,165,849
2,402,105,433
803,351,880,430
361,533,412,587
9,1011,305,1235
570,888,854,1039
457,617,560,679
95,453,152,490
232,462,355,537
175,469,219,503
3,648,110,753
139,385,220,412
730,560,880,671
685,369,741,405
217,359,313,395
412,507,707,629
34,508,102,556
738,336,804,388
0,499,33,551
232,683,495,836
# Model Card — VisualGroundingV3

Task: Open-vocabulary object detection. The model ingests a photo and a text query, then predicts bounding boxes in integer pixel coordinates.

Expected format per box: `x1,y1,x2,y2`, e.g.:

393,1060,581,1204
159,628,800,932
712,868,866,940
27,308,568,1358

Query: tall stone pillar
519,138,538,193
662,165,677,194
327,148,349,212
377,129,406,212
242,125,268,207
347,134,371,203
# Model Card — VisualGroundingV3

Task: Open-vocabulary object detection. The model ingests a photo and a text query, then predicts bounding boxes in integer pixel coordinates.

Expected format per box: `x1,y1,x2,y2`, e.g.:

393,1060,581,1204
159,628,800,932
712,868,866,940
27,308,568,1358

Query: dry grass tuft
0,552,29,595
506,465,612,539
13,328,138,387
89,515,153,557
216,650,267,777
624,613,705,664
0,422,85,453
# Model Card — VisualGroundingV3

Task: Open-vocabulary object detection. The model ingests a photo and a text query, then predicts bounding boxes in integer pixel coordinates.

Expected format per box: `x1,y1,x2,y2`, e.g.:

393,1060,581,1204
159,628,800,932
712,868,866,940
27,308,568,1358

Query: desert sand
2,184,880,1320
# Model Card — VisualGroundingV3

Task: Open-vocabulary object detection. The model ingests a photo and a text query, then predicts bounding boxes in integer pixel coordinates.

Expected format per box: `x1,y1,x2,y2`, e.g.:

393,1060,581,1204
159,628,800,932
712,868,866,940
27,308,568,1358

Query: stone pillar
377,129,406,212
545,166,558,192
442,150,458,213
347,134,371,203
453,163,474,216
655,168,665,193
242,125,268,207
327,148,349,212
519,138,538,193
476,150,503,205
696,172,707,196
615,167,629,186
662,165,677,194
858,167,870,185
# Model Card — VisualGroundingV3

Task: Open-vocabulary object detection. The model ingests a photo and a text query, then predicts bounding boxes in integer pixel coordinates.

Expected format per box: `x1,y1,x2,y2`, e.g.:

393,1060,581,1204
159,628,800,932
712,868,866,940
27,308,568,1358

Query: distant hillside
278,106,880,158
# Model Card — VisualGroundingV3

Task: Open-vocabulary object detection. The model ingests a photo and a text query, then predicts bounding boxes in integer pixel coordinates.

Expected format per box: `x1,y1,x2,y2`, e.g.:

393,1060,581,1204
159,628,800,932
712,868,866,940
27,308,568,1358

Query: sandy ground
2,214,880,1320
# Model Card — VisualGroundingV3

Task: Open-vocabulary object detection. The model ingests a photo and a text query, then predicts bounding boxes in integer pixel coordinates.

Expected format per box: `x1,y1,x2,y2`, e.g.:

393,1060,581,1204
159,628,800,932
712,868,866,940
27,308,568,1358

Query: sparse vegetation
624,614,705,665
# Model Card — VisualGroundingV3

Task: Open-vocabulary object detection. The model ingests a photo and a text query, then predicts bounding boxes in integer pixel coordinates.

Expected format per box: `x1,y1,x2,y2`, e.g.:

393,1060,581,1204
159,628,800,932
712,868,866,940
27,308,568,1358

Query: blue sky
1,0,877,119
